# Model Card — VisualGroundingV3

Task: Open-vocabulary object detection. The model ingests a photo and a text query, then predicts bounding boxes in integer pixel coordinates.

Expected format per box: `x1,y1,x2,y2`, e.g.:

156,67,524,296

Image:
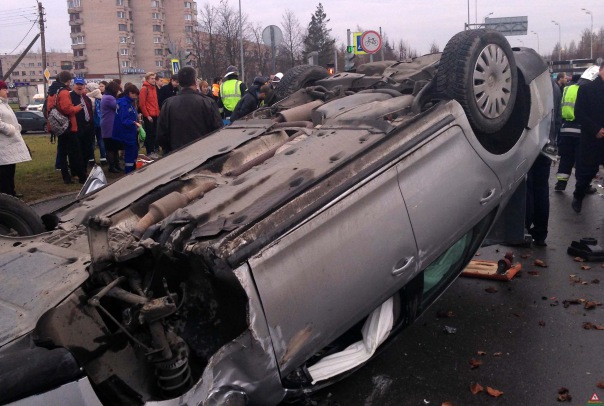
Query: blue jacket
112,95,138,145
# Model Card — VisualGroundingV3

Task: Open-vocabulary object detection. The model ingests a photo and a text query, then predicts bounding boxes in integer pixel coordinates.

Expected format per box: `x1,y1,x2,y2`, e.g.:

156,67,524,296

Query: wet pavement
307,169,604,405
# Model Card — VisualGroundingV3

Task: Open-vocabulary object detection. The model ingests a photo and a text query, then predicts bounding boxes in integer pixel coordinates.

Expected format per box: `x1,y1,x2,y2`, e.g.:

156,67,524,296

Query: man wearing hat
47,71,87,184
0,80,31,197
70,77,95,169
218,65,247,122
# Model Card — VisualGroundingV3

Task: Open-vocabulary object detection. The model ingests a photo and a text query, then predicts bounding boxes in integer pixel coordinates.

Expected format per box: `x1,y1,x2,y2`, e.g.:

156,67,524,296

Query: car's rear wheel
0,194,45,236
437,29,517,134
274,65,330,102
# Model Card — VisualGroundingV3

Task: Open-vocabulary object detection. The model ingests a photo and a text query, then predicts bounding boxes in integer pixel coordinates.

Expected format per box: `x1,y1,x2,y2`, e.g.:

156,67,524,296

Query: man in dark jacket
230,78,270,122
158,74,179,108
157,67,222,154
572,62,604,213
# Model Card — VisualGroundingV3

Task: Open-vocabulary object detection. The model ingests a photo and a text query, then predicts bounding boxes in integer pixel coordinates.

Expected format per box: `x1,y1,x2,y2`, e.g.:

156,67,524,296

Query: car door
396,125,502,271
248,166,418,375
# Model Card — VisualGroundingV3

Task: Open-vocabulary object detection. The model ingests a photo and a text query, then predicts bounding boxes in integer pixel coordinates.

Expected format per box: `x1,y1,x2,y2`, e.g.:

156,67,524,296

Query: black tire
0,194,45,236
274,65,330,101
437,29,517,134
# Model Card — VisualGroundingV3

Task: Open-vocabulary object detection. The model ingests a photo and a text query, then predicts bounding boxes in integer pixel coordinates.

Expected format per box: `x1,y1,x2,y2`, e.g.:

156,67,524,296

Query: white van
26,94,45,112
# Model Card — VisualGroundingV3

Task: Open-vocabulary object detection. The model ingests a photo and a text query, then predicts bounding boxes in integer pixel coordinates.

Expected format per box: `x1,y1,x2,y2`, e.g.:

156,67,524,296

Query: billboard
485,17,528,36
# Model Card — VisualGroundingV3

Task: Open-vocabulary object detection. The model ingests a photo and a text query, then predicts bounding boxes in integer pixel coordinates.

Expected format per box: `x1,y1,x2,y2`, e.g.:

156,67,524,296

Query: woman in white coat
0,80,31,197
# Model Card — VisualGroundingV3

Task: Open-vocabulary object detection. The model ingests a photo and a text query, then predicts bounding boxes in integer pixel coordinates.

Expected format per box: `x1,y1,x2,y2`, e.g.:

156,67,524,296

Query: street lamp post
238,0,244,82
581,8,593,60
531,30,540,54
552,20,561,61
484,12,493,27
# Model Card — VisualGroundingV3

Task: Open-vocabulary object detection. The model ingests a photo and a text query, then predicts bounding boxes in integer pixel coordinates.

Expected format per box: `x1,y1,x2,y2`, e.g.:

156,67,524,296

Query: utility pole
38,1,48,99
581,8,593,60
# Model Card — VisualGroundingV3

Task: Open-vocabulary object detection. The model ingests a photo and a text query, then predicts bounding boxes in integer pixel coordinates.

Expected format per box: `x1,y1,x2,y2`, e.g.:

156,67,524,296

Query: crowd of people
2,65,283,192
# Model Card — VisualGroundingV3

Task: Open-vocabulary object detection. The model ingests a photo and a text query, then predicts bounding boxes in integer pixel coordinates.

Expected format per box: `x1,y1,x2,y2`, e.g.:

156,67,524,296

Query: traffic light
344,51,356,72
326,63,335,75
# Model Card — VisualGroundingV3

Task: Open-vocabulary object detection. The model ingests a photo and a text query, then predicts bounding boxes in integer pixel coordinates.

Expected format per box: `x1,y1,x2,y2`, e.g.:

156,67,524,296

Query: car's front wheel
0,194,45,236
437,29,518,134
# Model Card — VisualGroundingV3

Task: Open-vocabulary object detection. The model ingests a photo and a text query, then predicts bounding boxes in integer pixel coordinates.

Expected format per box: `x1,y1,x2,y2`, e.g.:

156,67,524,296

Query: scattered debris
461,260,521,281
441,402,453,406
470,382,484,395
557,387,572,402
443,326,457,334
493,352,503,357
584,301,601,310
476,351,487,356
583,322,604,330
539,321,546,326
581,265,592,270
475,252,481,256
597,381,604,389
534,259,548,267
550,301,559,307
486,387,504,397
436,310,455,319
521,254,531,259
469,358,483,369
485,287,498,293
574,257,585,262
528,271,541,276
563,299,582,308
592,279,600,284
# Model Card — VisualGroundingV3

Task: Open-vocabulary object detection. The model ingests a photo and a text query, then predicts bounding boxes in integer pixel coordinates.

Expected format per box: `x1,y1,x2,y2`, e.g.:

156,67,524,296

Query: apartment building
68,0,197,77
0,52,72,86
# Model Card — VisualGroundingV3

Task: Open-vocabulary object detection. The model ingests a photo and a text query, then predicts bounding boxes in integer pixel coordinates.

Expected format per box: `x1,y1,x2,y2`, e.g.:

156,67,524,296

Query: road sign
171,59,180,74
353,32,366,55
484,17,528,36
262,25,283,47
361,30,382,54
43,69,50,80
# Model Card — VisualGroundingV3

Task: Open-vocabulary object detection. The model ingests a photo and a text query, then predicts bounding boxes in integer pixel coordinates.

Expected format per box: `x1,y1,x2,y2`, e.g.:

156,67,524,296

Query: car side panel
248,166,417,376
396,126,502,270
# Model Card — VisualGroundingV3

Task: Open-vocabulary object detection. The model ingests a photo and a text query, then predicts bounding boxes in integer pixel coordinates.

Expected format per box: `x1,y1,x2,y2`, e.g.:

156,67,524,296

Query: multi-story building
0,52,73,86
67,0,197,78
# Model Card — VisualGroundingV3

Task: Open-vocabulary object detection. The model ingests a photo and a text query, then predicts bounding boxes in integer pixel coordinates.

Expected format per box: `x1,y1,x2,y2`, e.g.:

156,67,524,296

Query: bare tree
280,9,304,70
429,41,440,54
191,3,220,79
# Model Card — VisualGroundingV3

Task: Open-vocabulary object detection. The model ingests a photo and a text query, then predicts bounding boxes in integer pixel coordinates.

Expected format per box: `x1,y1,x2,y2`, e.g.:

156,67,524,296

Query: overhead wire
6,18,39,56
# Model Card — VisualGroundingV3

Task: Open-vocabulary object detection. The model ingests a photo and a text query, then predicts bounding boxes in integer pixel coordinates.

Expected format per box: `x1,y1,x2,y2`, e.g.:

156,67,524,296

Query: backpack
47,89,70,136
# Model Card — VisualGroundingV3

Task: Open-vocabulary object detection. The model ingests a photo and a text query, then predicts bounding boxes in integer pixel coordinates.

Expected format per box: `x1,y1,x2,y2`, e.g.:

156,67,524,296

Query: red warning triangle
592,393,601,401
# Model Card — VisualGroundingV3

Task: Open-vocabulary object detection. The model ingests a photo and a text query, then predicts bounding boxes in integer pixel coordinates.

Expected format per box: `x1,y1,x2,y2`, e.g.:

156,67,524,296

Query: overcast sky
2,0,601,59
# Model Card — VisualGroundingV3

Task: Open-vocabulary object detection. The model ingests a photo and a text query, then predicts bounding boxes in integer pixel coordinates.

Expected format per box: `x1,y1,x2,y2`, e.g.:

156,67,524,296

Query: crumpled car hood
0,240,89,346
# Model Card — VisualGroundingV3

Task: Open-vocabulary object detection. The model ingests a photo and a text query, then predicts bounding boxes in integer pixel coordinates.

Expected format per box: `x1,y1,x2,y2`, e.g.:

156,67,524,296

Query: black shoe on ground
571,197,582,213
533,240,547,247
554,180,567,191
586,186,597,194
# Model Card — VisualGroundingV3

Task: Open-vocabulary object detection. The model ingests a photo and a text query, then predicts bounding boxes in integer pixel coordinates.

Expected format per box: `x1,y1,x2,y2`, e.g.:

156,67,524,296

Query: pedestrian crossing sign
171,59,180,74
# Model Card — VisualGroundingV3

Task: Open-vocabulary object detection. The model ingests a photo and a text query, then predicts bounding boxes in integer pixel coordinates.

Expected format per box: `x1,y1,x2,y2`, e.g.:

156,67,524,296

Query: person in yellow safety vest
555,66,599,192
219,65,247,122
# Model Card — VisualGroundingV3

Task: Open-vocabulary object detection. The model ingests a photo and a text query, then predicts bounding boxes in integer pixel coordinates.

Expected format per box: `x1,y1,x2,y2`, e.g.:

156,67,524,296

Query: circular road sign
262,25,283,48
360,30,382,54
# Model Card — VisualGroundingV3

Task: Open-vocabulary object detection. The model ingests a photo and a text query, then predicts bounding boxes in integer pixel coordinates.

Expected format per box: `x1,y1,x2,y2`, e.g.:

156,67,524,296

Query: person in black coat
157,75,179,108
230,77,270,122
571,62,604,213
157,67,222,154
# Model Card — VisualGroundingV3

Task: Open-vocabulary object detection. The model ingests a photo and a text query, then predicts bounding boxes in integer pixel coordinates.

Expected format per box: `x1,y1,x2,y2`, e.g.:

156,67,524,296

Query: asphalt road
307,169,604,405
31,165,604,406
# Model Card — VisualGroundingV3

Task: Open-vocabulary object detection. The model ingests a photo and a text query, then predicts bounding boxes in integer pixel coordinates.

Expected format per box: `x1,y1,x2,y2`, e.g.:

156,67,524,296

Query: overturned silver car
0,30,552,405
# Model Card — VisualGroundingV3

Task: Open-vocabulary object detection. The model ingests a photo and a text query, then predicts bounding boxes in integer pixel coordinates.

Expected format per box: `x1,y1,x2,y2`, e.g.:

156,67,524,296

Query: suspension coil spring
154,349,192,396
